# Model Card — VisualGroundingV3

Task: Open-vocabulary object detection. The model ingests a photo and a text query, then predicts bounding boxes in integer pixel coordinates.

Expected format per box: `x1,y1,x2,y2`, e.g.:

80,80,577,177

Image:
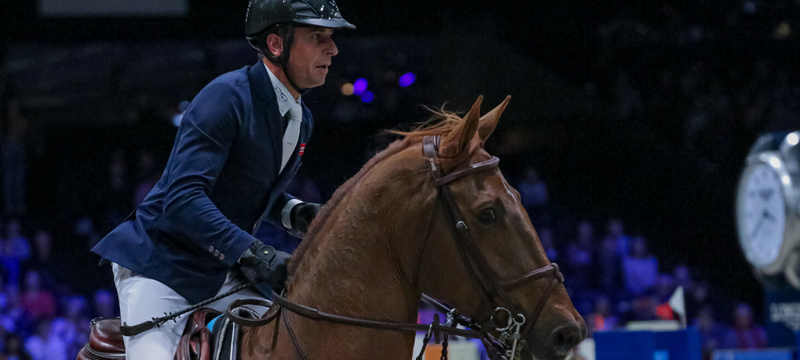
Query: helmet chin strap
281,63,311,97
261,25,311,97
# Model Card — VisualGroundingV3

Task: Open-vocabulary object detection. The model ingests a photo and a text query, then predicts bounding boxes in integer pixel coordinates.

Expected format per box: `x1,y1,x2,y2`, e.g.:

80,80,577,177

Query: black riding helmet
245,0,355,92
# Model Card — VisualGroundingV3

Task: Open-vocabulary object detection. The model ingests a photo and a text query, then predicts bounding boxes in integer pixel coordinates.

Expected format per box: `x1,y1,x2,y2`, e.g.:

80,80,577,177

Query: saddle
76,307,253,360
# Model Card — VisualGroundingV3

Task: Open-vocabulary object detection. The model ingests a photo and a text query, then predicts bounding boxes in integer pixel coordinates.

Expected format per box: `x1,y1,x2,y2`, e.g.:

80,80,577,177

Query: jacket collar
263,62,301,117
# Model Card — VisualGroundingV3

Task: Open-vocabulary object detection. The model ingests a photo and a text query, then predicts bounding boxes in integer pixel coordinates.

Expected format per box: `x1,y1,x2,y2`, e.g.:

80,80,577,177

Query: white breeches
112,263,266,360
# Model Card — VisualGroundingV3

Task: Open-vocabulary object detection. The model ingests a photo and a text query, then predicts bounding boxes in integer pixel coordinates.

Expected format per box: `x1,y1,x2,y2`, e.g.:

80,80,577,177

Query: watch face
738,163,787,268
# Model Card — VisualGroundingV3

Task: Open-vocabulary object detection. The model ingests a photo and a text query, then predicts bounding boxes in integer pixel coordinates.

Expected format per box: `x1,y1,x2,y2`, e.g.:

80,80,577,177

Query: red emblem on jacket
299,143,306,156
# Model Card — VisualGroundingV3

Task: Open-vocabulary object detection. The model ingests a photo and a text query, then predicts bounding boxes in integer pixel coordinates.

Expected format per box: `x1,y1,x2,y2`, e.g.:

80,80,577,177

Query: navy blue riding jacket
92,62,312,304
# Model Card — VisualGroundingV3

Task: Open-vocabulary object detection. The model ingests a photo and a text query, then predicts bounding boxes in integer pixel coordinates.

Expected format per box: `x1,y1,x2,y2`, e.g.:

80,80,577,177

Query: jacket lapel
272,101,312,187
248,62,283,177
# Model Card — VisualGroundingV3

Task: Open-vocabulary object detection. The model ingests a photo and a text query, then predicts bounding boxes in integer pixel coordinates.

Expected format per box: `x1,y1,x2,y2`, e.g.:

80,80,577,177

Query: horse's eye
477,209,496,222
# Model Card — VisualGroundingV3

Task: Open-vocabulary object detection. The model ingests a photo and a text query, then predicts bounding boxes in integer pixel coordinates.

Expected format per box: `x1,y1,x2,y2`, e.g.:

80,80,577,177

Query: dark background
3,0,800,319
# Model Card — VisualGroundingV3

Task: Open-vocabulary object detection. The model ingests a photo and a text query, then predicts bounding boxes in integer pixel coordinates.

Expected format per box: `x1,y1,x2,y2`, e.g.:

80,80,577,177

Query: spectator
93,151,132,233
57,295,89,357
2,333,32,360
517,167,549,225
673,265,693,292
0,273,18,336
537,227,558,262
566,221,595,291
518,167,549,208
694,306,725,359
19,271,56,323
72,217,101,250
622,237,658,295
590,295,618,332
2,220,30,261
21,230,58,291
597,231,622,292
23,320,67,360
687,281,710,322
653,274,678,321
0,219,30,287
603,218,630,257
723,303,767,349
92,290,116,319
653,273,676,304
620,290,660,324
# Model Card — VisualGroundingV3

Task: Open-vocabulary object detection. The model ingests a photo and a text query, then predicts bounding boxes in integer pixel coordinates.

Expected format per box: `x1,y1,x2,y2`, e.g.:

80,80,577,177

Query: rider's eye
477,209,496,222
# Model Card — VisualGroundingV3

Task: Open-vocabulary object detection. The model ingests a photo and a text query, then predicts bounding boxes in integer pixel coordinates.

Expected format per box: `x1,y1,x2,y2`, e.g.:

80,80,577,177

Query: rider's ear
441,95,482,157
478,95,511,145
266,33,284,57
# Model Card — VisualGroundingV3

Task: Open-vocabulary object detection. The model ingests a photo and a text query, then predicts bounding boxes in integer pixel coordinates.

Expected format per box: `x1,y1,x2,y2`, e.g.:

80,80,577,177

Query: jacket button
209,246,214,253
219,254,225,260
213,250,220,257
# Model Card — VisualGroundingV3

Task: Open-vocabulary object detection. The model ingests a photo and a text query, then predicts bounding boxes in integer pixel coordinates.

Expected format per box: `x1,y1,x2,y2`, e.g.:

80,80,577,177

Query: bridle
421,135,564,359
226,135,564,360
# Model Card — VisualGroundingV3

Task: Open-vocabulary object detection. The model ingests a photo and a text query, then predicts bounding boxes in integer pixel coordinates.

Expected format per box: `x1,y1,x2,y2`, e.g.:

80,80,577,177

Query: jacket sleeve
155,82,257,268
265,192,298,229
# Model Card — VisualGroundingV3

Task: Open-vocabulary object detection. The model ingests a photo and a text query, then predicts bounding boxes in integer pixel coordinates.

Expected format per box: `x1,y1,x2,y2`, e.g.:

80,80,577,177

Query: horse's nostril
551,324,583,353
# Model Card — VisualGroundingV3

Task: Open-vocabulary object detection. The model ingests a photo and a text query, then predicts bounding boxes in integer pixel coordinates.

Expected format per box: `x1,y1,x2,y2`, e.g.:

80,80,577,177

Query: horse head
255,95,586,360
412,96,587,360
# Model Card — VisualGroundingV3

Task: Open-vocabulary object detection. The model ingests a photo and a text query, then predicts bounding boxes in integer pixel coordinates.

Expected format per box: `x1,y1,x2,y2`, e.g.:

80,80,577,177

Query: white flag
668,286,686,328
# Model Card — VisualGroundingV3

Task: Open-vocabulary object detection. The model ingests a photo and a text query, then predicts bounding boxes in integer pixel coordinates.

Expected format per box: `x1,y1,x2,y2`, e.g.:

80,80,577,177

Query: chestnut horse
240,96,587,360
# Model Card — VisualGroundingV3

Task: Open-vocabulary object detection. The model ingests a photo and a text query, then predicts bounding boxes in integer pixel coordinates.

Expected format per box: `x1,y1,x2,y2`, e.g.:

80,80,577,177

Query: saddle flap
88,318,126,354
175,308,223,360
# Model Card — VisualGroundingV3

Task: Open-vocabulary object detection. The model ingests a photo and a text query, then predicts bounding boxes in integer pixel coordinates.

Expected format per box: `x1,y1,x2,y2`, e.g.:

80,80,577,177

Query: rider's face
286,27,338,89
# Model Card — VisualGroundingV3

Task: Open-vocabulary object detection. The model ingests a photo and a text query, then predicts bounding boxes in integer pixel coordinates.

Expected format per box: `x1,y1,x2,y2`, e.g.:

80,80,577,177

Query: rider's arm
267,193,302,229
157,82,257,268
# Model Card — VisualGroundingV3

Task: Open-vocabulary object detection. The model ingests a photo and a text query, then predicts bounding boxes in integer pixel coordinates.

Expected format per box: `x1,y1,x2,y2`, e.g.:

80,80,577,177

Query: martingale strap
225,293,486,339
269,292,485,339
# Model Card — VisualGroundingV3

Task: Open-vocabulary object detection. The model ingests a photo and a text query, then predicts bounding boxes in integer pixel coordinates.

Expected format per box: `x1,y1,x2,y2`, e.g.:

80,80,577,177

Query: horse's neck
264,160,435,359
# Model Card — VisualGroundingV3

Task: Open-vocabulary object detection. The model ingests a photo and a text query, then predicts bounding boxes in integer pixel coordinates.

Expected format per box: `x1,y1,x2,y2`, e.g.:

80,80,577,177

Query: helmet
245,0,354,92
245,0,355,37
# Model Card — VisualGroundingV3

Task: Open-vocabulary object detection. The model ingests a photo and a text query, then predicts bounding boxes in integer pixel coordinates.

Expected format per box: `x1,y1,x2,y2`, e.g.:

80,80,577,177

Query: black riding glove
291,202,322,236
239,241,291,293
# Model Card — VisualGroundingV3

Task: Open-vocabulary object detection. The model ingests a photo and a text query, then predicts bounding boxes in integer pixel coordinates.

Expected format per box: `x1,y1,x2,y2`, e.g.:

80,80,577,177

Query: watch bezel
736,151,799,274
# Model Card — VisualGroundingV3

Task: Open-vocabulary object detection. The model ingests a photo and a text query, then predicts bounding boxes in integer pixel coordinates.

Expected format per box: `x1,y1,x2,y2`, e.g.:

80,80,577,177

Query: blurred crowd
515,170,767,358
2,7,798,358
0,152,767,360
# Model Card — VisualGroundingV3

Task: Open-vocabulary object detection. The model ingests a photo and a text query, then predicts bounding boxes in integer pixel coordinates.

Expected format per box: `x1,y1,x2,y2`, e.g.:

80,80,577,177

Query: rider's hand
291,202,322,236
239,241,290,293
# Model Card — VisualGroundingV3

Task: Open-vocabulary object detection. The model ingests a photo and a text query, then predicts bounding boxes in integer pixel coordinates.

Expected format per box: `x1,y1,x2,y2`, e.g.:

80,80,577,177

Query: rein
226,135,564,360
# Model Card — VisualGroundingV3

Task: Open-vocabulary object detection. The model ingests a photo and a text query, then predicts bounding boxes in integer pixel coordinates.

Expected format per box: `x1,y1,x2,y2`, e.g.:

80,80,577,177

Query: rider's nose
551,323,584,355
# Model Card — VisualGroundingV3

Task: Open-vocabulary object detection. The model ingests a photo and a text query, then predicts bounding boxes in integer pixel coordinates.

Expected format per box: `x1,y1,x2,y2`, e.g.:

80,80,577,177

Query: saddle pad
209,307,260,360
207,314,224,332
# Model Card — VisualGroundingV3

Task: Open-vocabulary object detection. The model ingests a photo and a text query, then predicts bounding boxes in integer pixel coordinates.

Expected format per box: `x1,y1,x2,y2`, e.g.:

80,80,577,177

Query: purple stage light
398,72,416,87
353,78,368,95
360,91,374,103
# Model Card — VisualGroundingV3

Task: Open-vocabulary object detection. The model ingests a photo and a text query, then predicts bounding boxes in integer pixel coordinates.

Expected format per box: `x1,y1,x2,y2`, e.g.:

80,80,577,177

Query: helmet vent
292,1,319,18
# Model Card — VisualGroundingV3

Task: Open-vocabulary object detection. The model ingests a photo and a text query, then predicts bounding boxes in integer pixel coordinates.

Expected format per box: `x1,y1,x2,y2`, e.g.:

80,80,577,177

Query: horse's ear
441,95,483,156
478,95,511,144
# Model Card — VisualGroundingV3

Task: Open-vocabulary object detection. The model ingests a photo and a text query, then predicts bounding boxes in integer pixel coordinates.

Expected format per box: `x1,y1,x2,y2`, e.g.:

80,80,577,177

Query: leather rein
227,135,564,360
